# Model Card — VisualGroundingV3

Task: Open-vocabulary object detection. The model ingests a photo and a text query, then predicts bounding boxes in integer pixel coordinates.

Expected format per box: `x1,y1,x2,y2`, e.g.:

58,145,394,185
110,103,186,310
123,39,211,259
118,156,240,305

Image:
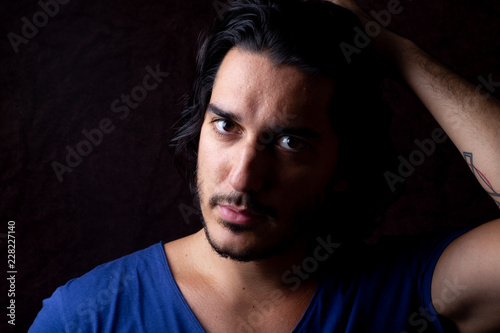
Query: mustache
208,193,276,217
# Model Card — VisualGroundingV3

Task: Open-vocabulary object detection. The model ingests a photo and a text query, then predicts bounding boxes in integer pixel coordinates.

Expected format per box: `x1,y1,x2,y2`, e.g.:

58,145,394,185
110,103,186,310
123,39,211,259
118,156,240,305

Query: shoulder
303,227,473,332
64,241,165,295
432,219,500,331
29,242,169,332
318,226,472,276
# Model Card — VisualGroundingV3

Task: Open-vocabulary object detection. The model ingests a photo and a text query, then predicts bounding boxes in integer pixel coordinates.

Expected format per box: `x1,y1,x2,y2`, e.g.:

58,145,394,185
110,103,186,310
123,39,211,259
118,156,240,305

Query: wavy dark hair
170,0,397,241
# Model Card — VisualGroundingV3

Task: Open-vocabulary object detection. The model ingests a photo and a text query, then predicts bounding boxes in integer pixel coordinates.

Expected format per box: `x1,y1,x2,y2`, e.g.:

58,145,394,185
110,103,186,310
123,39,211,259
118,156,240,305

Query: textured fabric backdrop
1,0,499,331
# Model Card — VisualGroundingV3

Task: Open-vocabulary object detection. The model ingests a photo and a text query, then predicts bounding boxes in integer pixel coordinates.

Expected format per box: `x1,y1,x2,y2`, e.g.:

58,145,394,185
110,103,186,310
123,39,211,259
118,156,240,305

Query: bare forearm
377,29,500,207
328,0,500,206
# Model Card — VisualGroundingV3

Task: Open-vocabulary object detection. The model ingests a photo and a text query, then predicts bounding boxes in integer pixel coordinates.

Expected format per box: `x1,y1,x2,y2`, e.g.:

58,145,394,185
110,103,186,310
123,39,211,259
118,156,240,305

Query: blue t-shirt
29,228,470,332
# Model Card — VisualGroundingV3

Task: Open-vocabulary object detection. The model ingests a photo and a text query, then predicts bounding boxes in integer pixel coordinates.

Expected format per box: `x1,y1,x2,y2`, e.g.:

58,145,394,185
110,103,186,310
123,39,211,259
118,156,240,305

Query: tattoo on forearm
464,152,500,208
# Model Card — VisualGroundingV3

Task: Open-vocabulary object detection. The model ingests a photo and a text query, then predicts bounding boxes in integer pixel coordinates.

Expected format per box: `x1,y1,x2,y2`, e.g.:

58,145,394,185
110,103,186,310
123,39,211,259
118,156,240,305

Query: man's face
196,47,339,261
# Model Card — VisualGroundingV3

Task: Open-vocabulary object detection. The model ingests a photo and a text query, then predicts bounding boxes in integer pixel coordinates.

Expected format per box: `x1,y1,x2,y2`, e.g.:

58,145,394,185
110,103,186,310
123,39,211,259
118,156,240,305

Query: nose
228,140,268,193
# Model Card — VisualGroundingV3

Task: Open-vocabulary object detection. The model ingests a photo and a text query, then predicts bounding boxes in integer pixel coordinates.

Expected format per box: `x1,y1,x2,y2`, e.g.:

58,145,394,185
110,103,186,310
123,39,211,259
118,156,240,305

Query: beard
201,220,300,262
195,179,332,263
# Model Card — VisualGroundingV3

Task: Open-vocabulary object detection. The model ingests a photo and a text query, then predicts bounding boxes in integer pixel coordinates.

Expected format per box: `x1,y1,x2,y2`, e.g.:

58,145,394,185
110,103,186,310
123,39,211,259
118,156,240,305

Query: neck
190,230,317,295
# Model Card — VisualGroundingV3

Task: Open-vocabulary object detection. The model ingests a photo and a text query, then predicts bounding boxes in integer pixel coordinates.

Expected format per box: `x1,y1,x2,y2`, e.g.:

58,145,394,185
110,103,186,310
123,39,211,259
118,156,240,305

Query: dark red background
1,0,499,331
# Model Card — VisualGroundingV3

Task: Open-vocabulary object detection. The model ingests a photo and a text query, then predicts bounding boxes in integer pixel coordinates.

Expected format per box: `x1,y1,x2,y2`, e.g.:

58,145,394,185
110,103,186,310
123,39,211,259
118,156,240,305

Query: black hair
170,0,397,242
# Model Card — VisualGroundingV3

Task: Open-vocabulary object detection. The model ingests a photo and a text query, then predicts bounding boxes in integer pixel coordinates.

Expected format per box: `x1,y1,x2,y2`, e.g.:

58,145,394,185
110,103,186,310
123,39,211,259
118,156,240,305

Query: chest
179,282,316,333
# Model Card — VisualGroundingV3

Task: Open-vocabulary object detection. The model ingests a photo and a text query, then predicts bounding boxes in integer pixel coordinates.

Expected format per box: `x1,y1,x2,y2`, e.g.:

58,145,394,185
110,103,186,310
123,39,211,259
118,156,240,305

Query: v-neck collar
160,241,323,332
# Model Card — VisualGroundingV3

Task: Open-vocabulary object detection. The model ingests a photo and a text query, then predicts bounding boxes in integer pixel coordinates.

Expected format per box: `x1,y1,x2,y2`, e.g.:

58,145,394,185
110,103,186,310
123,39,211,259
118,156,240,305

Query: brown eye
278,136,305,151
214,119,236,133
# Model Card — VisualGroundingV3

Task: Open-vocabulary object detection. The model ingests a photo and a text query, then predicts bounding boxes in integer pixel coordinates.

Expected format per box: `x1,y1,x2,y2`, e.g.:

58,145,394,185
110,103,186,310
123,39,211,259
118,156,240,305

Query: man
30,0,500,332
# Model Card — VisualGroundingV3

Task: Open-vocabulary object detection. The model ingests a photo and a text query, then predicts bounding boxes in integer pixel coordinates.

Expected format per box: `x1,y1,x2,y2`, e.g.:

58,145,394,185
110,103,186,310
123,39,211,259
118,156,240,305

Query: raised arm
327,0,500,331
385,33,500,210
335,0,500,206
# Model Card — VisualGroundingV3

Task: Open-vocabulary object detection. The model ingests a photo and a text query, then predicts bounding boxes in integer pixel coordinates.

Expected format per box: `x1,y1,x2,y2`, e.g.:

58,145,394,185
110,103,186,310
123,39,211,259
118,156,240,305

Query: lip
217,205,264,225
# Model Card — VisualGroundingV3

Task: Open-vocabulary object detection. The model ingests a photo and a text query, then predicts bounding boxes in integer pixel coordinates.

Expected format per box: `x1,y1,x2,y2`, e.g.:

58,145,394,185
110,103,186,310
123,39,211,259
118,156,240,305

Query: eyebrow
206,103,320,138
207,104,242,122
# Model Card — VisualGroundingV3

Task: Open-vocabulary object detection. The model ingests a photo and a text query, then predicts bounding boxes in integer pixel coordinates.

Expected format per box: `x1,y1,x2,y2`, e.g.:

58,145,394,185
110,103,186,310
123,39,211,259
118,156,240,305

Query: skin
197,47,340,262
165,47,341,332
328,0,500,331
166,1,500,332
